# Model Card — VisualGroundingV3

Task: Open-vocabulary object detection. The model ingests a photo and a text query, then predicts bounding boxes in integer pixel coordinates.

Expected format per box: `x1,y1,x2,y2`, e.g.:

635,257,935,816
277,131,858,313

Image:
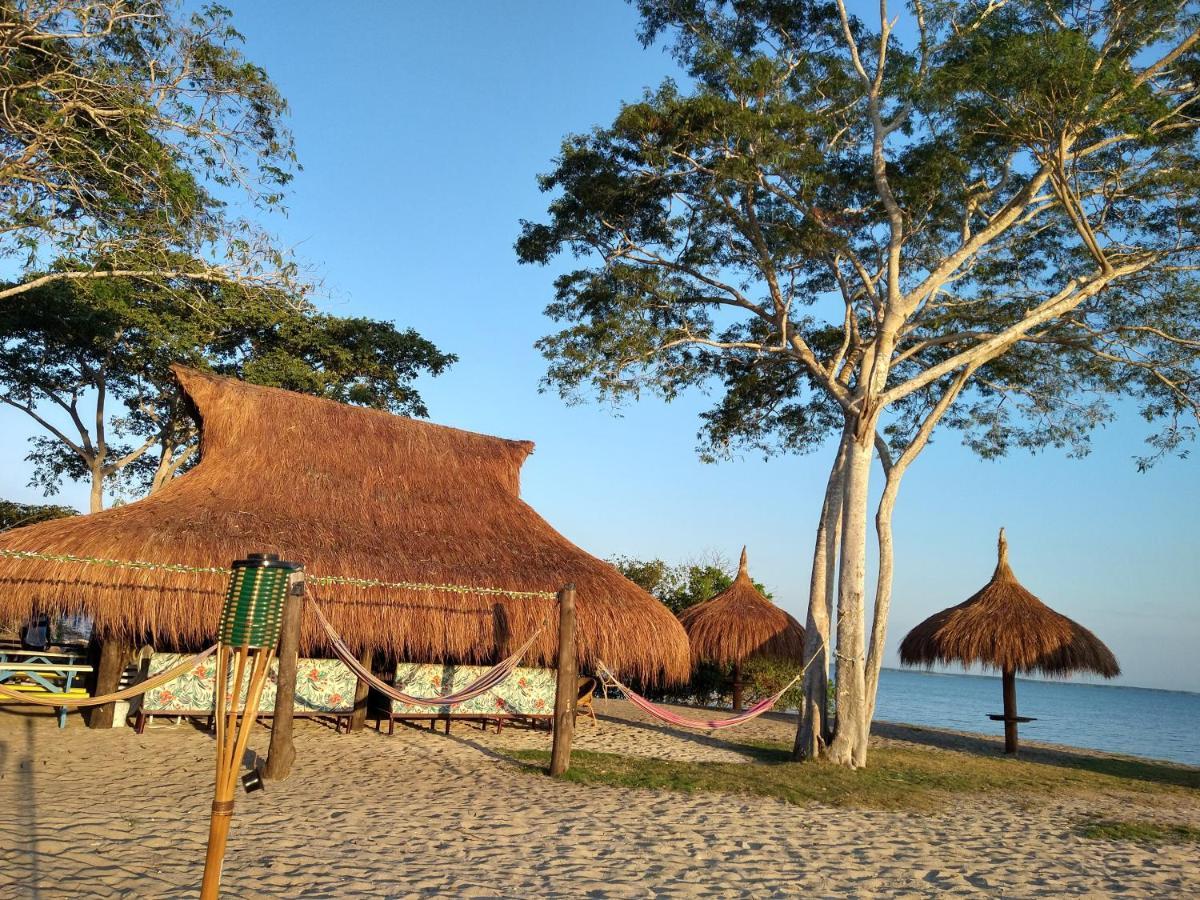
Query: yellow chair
575,675,598,726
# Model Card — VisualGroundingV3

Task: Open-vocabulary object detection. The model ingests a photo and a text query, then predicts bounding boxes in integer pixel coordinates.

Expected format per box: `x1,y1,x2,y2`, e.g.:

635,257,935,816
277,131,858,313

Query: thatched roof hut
677,548,805,667
677,547,803,710
899,530,1119,678
899,529,1118,752
0,367,690,683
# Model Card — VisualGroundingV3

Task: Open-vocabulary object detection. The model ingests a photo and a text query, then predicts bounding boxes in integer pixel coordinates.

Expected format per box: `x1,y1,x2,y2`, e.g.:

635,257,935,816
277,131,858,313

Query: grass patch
1078,820,1200,844
505,742,1198,812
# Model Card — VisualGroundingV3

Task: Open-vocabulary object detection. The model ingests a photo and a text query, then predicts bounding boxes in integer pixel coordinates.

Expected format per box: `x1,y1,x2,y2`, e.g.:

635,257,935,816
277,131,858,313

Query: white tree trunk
88,468,104,513
794,434,847,760
865,470,899,724
826,428,874,767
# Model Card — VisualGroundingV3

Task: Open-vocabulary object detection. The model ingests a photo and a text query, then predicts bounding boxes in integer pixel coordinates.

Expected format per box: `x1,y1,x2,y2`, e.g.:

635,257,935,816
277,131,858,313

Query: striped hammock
597,662,800,730
310,600,542,708
0,644,218,708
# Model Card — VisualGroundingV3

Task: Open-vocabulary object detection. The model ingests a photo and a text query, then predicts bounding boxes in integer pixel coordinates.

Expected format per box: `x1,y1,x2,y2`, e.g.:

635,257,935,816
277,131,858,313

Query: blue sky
1,3,1196,691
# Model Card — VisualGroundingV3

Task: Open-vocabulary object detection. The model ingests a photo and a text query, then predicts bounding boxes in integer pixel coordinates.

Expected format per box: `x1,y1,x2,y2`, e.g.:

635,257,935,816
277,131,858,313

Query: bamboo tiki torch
200,553,299,900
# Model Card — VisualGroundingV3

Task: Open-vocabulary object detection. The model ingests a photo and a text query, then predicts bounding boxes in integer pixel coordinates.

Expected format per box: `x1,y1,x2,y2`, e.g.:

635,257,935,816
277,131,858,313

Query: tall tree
0,276,456,511
519,0,1200,766
0,1,302,303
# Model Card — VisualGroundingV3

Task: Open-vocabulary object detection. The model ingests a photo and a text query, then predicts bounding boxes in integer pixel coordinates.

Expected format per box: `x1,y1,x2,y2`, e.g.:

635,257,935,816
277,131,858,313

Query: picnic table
0,648,93,728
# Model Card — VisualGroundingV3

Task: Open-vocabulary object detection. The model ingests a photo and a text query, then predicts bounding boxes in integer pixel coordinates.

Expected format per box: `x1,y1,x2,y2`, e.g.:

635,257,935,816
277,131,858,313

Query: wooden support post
550,584,577,776
87,636,129,729
350,646,373,733
264,571,305,780
731,661,744,713
1002,667,1019,755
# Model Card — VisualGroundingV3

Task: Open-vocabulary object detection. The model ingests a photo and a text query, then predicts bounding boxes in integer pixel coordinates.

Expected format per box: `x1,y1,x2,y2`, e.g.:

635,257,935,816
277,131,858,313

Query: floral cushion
142,654,356,714
389,663,557,716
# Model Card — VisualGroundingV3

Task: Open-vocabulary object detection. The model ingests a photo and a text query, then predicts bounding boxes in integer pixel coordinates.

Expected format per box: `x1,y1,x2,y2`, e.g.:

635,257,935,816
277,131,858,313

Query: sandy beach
2,700,1197,899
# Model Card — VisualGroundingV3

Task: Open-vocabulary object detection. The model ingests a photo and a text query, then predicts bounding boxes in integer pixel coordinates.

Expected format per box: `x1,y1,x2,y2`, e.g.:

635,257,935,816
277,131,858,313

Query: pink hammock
596,662,800,730
310,600,543,707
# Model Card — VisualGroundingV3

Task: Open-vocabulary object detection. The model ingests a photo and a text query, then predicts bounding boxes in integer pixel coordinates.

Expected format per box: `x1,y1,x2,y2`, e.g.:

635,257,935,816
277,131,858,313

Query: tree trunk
87,637,129,728
88,468,104,513
1002,668,1019,755
349,647,373,733
865,468,900,725
794,435,847,760
826,428,874,767
264,577,303,780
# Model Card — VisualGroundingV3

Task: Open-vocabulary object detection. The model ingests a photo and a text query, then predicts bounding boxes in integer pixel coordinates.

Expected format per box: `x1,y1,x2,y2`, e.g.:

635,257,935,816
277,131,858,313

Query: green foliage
0,499,77,531
518,0,1200,466
612,551,785,704
0,2,302,302
509,741,1198,811
741,655,803,709
1077,820,1200,844
611,552,771,613
0,274,456,504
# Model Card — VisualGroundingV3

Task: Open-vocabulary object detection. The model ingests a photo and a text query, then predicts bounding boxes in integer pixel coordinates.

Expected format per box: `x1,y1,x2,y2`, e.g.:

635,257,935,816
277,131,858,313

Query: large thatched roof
677,548,805,666
899,530,1119,678
0,367,690,683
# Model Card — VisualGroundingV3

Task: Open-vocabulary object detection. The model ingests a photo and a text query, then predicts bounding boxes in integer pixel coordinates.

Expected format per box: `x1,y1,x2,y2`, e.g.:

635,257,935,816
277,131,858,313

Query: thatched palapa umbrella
0,367,691,704
899,529,1119,754
677,548,805,711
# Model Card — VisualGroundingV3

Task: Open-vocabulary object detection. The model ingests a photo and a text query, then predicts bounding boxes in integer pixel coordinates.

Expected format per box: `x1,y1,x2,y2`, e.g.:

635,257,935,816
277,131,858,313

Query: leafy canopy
0,2,302,302
0,498,77,531
518,0,1200,467
0,274,456,502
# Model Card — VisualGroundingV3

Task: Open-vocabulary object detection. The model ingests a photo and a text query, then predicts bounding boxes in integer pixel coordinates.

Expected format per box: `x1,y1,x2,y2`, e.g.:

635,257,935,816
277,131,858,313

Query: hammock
310,600,542,708
0,644,218,708
596,662,800,731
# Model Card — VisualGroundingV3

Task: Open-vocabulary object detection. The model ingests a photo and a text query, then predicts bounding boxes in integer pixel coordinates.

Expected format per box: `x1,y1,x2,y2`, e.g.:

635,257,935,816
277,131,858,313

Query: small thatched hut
899,529,1119,754
0,367,691,693
677,548,805,710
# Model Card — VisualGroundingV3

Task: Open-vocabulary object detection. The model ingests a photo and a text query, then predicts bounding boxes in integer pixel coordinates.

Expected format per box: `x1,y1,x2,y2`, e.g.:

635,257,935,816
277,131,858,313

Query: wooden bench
135,652,355,733
0,660,94,728
380,662,558,735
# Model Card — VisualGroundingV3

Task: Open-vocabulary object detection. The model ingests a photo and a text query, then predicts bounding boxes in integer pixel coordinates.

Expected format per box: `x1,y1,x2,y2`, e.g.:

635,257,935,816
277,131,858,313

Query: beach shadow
439,729,523,765
0,717,43,898
872,720,1200,789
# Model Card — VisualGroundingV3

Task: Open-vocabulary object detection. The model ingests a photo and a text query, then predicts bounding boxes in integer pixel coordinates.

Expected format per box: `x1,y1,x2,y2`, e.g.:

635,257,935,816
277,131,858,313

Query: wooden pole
264,571,305,780
87,636,129,728
731,661,744,713
349,646,373,733
550,584,577,776
1002,667,1019,755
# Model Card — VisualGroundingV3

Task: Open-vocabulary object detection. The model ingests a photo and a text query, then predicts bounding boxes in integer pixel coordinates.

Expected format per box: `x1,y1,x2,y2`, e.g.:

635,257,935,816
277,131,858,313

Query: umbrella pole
731,662,743,713
1002,667,1018,755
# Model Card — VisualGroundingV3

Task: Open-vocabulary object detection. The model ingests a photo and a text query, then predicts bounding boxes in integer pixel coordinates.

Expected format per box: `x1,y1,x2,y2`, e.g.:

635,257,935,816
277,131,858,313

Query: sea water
872,667,1200,767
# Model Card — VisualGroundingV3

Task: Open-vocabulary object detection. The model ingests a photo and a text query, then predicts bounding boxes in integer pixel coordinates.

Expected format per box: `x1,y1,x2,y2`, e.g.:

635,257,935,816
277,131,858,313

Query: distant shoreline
880,665,1199,696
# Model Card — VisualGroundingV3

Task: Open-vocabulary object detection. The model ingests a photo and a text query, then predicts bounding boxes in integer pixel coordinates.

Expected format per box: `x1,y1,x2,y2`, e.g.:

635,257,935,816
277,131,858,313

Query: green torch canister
202,551,300,900
218,553,298,648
